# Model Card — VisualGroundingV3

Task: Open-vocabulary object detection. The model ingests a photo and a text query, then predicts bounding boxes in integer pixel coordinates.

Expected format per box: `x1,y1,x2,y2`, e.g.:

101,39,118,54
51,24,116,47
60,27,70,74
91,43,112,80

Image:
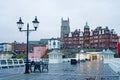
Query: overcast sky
0,0,120,43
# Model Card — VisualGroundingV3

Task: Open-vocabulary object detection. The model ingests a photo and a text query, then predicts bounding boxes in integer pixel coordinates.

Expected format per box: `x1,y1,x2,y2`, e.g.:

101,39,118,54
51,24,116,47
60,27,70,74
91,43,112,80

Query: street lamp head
32,16,39,30
17,17,24,31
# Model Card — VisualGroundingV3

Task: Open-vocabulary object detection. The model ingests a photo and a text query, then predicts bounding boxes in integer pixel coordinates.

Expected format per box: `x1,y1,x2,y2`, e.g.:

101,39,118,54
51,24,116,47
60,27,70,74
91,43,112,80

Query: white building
0,43,12,51
48,38,60,50
0,43,13,59
48,50,62,63
102,49,115,60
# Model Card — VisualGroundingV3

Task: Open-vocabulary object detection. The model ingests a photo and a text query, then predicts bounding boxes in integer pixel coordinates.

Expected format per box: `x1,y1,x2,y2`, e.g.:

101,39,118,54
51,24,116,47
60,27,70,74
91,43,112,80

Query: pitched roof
102,49,115,54
48,50,62,55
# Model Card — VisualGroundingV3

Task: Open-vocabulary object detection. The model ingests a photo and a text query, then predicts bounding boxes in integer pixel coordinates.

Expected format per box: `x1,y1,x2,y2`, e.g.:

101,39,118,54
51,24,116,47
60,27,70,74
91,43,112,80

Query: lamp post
16,16,39,73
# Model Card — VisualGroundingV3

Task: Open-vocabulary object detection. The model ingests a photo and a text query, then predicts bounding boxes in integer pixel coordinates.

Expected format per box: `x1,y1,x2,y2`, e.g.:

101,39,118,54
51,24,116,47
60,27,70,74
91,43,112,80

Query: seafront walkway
104,58,120,73
0,60,119,80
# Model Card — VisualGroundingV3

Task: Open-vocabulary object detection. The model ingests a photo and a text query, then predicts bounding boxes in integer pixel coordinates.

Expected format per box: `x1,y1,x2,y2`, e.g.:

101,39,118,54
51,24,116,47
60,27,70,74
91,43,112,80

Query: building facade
0,43,13,59
12,41,33,54
0,51,13,59
29,45,46,60
64,22,119,49
0,43,12,51
47,38,60,50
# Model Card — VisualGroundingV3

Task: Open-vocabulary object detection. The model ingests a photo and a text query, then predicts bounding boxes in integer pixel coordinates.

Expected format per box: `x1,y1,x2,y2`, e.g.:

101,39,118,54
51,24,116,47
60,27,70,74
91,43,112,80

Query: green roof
84,22,89,28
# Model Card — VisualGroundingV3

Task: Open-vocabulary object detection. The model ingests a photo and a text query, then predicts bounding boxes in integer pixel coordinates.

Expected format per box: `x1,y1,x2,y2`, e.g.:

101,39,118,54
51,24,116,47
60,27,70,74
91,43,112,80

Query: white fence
0,59,25,69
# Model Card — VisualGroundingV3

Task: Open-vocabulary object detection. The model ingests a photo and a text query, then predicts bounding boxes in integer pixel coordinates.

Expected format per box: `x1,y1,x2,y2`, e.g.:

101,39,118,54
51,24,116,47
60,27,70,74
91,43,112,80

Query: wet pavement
0,60,119,80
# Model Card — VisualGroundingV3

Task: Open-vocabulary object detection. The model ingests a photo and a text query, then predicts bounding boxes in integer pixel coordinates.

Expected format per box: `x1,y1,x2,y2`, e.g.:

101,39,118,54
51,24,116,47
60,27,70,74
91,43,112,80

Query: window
79,38,83,40
102,30,104,34
94,36,98,39
99,30,102,34
90,41,93,43
68,41,71,44
79,41,83,44
63,26,67,30
94,40,98,42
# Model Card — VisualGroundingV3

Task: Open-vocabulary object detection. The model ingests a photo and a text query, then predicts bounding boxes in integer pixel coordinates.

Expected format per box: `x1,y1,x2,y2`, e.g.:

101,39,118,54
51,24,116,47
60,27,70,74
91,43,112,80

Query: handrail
0,59,25,69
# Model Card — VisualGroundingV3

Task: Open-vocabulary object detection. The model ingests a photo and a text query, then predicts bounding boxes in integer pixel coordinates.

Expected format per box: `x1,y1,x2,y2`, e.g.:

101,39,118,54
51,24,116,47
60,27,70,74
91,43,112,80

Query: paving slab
0,60,119,80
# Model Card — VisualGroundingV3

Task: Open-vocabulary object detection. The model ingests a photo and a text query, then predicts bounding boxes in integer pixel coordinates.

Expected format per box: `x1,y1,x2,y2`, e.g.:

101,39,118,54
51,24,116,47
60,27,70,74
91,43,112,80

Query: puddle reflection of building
76,60,104,79
76,51,102,62
77,62,88,80
77,63,84,73
87,61,91,74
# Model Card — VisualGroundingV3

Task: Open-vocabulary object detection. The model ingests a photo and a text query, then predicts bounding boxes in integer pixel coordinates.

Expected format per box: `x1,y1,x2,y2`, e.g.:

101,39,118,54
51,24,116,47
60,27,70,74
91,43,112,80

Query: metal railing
0,59,25,69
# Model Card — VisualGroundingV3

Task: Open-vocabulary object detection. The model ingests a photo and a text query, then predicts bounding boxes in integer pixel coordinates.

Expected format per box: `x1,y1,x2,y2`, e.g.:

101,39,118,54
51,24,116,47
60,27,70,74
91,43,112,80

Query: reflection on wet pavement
0,60,119,80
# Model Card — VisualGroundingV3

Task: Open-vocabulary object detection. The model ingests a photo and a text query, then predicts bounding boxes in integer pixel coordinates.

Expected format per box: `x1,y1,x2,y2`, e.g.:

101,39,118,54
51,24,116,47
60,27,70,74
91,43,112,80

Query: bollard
70,59,77,65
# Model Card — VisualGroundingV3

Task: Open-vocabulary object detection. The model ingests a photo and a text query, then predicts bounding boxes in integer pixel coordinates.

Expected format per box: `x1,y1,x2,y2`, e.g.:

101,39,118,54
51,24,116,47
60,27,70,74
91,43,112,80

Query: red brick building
12,41,33,54
63,22,119,49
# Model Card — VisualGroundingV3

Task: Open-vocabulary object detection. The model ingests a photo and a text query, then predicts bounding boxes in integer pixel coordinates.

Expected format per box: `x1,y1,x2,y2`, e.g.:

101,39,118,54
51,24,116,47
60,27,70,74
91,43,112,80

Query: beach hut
102,49,115,60
48,50,62,63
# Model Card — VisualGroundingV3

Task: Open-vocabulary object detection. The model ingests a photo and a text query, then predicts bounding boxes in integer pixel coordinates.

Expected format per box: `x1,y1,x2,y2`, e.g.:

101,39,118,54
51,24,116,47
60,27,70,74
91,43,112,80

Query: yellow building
0,51,13,59
76,49,115,61
76,50,102,61
86,52,101,61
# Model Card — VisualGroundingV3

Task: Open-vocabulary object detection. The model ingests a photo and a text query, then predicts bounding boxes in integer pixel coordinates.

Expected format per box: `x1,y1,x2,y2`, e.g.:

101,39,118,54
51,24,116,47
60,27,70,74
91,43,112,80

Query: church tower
84,22,90,47
60,18,70,41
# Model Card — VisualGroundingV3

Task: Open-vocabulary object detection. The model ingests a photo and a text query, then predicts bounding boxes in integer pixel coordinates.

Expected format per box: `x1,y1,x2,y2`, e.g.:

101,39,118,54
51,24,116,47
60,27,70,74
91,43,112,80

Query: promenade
0,60,119,80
